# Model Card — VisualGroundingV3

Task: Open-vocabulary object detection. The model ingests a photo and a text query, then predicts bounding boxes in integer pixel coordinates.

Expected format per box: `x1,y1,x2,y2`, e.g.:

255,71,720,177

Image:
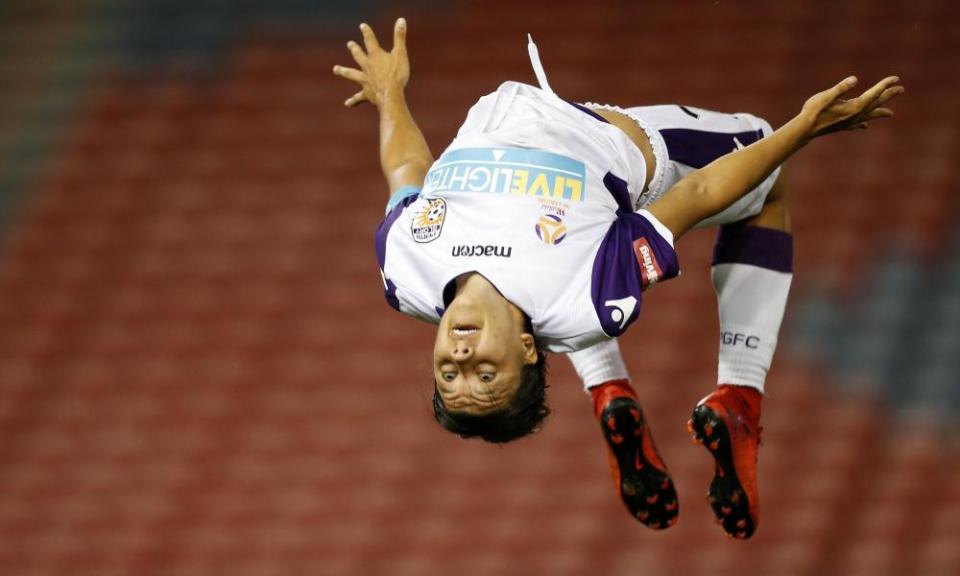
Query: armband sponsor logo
633,238,662,286
451,244,513,258
720,331,760,349
411,198,446,243
425,148,587,202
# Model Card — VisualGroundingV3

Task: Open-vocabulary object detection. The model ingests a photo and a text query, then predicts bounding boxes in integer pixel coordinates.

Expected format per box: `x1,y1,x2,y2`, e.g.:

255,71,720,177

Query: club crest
411,198,446,243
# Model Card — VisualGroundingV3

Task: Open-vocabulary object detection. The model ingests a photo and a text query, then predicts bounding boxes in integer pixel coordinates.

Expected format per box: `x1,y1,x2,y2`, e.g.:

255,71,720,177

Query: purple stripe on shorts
569,102,610,123
712,223,793,273
660,128,764,169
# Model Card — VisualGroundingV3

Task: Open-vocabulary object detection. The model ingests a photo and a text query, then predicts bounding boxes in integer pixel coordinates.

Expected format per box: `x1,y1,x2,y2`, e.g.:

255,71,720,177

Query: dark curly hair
432,350,549,444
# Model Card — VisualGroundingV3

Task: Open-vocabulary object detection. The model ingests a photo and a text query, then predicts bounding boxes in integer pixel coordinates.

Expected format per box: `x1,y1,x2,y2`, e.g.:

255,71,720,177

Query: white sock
712,225,794,394
567,338,629,392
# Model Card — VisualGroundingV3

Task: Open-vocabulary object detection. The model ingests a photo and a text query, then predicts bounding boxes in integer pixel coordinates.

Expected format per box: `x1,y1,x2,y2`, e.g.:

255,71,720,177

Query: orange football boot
592,380,678,530
688,384,763,539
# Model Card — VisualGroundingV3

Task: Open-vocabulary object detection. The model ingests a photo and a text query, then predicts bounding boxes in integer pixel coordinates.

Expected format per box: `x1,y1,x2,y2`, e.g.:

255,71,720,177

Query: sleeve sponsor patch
632,237,663,288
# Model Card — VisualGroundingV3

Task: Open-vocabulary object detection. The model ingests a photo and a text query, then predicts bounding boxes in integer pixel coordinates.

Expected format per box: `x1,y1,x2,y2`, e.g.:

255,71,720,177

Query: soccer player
332,18,902,538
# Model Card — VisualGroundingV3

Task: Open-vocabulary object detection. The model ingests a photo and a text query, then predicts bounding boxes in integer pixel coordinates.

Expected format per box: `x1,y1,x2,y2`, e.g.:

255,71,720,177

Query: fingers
845,107,893,132
853,77,903,125
345,91,367,107
873,84,905,108
393,17,408,54
829,76,859,100
805,74,903,139
333,66,367,108
332,65,365,84
360,22,381,53
856,75,901,109
867,107,895,119
333,65,369,106
347,40,366,66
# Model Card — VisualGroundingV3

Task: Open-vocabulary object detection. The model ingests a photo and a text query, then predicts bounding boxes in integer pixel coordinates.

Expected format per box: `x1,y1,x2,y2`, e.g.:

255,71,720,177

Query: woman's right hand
799,75,904,142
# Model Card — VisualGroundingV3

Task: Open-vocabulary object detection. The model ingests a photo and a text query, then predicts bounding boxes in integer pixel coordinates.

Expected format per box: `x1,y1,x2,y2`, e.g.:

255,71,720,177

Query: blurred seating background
0,1,958,575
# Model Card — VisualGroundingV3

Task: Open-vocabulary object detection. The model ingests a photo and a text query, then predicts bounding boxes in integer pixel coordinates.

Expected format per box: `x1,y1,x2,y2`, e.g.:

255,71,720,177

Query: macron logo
633,238,662,287
605,296,637,330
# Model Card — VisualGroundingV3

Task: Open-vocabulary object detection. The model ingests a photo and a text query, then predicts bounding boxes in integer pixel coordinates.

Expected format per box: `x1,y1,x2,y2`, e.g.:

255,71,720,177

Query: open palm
332,19,410,108
801,75,904,140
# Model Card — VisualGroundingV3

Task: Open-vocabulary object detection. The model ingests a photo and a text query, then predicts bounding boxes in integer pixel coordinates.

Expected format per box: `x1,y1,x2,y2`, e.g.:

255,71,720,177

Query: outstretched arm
333,18,434,196
649,75,904,239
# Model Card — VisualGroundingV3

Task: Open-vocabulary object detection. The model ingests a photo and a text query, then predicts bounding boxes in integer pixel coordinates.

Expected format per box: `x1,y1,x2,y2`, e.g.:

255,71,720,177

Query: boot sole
601,397,679,530
689,404,756,539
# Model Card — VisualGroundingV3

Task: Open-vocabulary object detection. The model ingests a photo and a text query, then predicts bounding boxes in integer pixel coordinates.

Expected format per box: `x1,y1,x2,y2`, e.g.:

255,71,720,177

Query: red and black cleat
688,384,763,540
592,381,678,530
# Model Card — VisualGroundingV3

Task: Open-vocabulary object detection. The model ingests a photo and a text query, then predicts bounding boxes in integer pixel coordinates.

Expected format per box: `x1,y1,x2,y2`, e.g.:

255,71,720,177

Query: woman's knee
745,171,790,232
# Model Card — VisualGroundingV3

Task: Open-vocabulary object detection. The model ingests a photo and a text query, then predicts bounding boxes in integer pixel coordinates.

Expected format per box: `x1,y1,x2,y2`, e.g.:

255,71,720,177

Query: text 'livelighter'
425,147,587,201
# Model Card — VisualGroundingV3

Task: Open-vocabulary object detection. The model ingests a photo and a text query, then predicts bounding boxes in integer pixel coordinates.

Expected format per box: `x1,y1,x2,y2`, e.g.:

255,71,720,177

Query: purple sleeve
591,212,680,337
373,194,420,311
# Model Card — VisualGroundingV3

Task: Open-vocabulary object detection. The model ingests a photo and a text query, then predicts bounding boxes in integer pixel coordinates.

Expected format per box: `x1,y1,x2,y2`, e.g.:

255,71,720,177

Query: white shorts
584,102,780,227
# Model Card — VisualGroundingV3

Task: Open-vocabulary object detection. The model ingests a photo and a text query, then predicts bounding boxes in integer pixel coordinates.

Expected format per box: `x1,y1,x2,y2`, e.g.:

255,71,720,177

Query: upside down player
332,18,903,538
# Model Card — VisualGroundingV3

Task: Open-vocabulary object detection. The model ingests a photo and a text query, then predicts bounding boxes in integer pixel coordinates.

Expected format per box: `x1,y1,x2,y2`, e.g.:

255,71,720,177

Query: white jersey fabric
375,80,680,353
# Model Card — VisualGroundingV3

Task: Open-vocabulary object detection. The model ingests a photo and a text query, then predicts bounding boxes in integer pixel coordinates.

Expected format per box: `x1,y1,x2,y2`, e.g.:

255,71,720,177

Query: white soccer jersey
375,81,680,353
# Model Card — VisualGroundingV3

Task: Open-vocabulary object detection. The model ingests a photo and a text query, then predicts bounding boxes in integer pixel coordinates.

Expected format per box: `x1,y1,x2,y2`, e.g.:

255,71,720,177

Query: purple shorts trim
660,128,764,169
569,101,609,123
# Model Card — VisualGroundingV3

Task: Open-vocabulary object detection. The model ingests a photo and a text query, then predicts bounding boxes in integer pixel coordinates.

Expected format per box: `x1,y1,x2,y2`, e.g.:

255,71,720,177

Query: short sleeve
632,209,679,289
590,209,680,337
385,186,421,215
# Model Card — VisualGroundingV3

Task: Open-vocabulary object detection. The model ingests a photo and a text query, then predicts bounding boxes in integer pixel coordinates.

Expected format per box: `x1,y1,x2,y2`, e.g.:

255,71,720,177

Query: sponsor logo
451,244,513,258
534,213,568,245
605,296,637,330
425,148,587,202
633,238,662,286
733,136,745,151
537,198,568,215
720,331,760,349
411,198,446,243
